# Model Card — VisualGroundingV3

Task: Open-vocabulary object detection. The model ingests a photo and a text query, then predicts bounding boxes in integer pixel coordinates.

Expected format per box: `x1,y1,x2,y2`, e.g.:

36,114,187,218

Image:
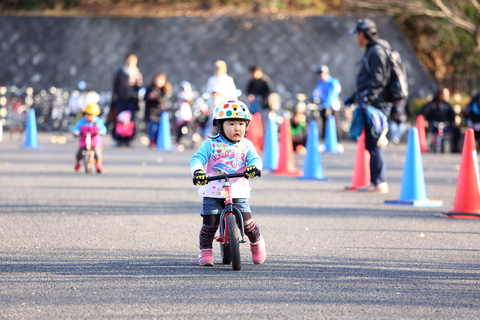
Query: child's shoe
250,236,266,264
96,165,105,174
198,249,214,266
74,162,81,171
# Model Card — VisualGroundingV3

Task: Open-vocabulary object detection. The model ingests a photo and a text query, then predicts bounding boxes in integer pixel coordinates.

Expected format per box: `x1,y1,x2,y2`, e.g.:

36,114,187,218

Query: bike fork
219,208,246,244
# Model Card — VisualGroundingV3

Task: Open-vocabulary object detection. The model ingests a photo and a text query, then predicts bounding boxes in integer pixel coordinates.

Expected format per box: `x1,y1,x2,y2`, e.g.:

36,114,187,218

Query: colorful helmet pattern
84,103,101,115
212,100,251,122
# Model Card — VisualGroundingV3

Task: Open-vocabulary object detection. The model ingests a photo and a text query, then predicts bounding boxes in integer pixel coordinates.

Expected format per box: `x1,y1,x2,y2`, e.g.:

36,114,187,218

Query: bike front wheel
227,214,241,271
83,150,95,174
221,243,231,265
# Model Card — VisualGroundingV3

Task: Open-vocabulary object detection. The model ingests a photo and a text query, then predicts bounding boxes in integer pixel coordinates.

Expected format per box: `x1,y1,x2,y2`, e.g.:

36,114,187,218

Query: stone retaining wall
0,14,436,99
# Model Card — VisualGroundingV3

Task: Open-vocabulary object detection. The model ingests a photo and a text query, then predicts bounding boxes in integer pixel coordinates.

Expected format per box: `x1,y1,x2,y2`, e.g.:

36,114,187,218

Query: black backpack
383,48,409,102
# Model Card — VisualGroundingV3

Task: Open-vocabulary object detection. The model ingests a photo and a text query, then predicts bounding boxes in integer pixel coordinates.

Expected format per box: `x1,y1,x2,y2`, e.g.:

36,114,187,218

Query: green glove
245,166,261,179
193,169,208,185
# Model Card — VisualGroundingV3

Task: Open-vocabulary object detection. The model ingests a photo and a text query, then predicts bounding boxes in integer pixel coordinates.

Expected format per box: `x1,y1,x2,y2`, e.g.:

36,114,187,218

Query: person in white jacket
205,60,237,103
204,61,238,135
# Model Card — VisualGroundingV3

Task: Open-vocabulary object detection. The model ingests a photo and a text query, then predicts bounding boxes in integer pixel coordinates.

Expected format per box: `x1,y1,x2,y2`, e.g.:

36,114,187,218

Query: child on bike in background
72,103,107,174
190,100,266,266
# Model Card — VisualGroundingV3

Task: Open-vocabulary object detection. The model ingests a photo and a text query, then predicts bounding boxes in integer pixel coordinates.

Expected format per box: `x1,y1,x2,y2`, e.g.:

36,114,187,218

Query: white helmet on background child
212,100,251,127
180,81,192,92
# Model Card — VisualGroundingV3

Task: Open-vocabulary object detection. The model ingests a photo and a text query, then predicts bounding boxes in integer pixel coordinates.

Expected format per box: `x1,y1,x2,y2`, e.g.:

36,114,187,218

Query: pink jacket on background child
72,118,107,148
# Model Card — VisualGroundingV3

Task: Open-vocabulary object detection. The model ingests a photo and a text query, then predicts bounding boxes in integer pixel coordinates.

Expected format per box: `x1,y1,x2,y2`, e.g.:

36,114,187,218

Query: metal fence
438,74,480,96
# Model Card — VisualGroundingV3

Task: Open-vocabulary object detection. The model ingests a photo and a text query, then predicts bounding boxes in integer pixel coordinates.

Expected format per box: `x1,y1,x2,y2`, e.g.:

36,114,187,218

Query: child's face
85,114,96,122
223,120,247,142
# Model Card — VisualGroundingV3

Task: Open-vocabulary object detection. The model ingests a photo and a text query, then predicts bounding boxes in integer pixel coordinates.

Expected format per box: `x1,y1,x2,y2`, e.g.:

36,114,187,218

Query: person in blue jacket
311,65,342,142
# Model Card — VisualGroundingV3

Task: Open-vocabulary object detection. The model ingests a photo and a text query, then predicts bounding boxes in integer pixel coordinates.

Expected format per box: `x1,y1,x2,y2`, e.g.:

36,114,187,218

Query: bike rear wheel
227,214,241,271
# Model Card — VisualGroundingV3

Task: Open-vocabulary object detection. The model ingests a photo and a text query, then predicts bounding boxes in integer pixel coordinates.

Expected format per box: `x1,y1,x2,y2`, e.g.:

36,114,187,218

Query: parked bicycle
0,86,29,134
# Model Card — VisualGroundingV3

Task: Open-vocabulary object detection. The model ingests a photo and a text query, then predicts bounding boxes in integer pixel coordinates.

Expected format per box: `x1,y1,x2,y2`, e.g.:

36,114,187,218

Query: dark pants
76,146,102,163
451,126,461,153
148,121,159,143
116,98,137,120
364,124,387,185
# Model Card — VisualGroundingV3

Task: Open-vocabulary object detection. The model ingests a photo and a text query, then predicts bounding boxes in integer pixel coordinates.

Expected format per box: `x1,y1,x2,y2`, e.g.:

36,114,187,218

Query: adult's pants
364,123,387,185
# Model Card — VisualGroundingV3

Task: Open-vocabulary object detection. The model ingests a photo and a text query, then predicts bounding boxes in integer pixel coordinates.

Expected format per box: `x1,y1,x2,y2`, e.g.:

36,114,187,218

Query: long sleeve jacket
354,39,393,115
190,135,263,199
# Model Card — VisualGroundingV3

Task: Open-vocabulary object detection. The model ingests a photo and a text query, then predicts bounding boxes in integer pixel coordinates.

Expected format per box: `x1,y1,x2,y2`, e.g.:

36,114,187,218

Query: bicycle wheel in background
83,151,95,174
227,214,241,271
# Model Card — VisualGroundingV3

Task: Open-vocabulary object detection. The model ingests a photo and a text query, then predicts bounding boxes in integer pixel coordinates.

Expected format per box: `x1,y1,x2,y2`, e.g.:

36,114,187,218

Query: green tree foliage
339,0,480,78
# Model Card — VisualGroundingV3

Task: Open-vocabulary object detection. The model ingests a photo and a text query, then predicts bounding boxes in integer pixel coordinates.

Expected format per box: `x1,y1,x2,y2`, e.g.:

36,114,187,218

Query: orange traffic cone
345,130,370,191
415,115,428,153
442,128,480,219
246,112,263,153
274,118,302,176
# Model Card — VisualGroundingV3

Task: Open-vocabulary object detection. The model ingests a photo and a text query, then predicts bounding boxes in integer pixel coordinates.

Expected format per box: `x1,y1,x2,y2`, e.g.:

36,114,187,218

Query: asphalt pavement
0,132,479,319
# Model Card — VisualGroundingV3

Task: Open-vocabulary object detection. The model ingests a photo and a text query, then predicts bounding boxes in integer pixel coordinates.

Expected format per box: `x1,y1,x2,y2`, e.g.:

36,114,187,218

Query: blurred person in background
387,99,409,145
290,107,308,155
205,60,237,134
206,60,237,103
418,87,459,152
112,110,135,147
144,72,173,148
246,65,274,118
174,81,195,150
112,53,143,121
311,65,342,143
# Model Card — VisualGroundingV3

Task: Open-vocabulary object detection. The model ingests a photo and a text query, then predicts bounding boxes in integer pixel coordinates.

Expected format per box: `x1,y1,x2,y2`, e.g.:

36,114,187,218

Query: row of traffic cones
343,121,480,218
261,116,331,179
20,107,480,219
261,114,339,178
165,107,480,220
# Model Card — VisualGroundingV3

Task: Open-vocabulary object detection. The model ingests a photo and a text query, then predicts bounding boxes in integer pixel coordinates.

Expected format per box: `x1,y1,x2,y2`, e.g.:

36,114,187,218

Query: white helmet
212,100,251,123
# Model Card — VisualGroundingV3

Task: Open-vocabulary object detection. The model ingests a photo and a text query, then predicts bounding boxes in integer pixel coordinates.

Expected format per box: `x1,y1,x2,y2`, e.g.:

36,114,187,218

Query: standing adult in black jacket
144,72,173,148
246,65,274,118
345,19,392,193
112,53,143,120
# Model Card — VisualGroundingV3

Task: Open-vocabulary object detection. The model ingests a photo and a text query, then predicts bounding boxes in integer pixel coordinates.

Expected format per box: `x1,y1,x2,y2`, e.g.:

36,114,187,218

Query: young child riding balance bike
72,103,107,174
190,100,266,266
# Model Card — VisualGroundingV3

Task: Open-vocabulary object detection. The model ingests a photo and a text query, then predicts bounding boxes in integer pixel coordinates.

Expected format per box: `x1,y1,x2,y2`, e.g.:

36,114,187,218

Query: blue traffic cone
385,127,443,207
301,120,330,181
262,116,279,170
156,111,172,151
23,108,41,149
324,114,339,153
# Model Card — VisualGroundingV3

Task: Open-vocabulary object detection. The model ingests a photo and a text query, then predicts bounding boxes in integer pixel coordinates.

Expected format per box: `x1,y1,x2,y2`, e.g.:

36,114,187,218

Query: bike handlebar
193,171,262,185
207,172,246,182
207,170,262,181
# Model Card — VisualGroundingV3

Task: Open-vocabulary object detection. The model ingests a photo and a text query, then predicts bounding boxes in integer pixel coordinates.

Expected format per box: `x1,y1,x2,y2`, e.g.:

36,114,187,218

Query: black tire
83,151,94,174
221,243,231,264
83,152,89,174
227,214,241,271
